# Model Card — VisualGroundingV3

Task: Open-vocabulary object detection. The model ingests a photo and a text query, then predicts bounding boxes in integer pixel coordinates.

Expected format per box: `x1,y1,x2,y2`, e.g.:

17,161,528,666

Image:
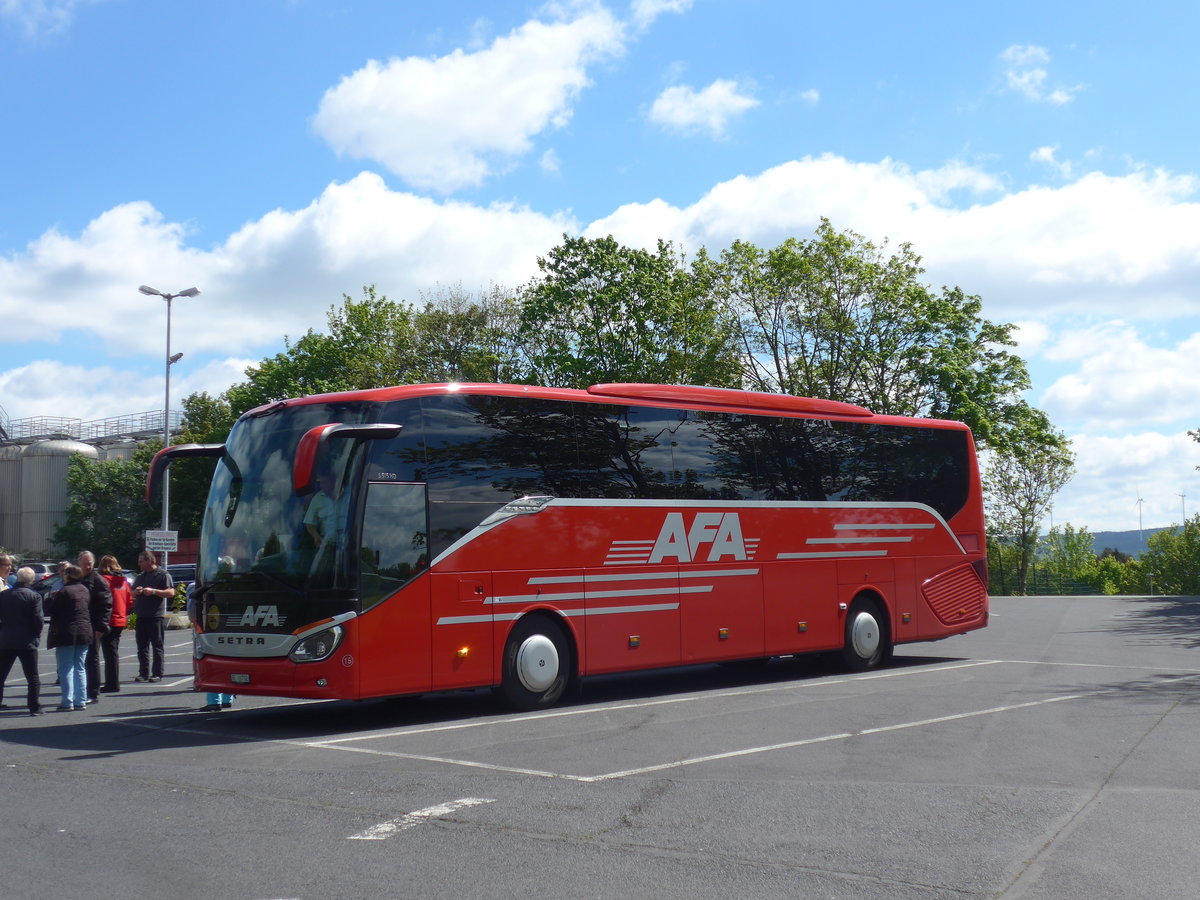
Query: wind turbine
1179,491,1188,523
1135,493,1144,544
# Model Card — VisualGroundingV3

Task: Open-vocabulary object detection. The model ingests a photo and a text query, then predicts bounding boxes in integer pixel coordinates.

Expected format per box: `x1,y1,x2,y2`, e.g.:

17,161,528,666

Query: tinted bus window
359,482,429,610
420,394,581,556
365,401,427,484
673,411,758,500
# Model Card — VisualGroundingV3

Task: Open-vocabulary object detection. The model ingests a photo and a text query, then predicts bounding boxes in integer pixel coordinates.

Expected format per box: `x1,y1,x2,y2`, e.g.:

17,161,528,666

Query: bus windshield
197,400,378,626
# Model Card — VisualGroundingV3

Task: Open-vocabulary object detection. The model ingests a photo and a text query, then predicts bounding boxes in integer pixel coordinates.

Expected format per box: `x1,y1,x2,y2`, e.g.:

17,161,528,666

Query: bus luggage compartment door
583,565,681,675
430,572,494,689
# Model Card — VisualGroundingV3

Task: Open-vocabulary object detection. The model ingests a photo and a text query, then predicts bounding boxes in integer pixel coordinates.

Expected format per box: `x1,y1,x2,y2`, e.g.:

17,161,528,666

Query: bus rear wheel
501,615,572,710
841,598,890,671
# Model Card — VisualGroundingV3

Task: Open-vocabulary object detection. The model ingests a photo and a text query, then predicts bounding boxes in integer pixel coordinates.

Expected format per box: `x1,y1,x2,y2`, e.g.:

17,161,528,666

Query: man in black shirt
131,550,173,683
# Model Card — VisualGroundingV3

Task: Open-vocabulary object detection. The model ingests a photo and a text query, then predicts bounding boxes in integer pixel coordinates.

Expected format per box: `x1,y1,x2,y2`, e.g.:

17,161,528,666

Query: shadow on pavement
0,653,969,755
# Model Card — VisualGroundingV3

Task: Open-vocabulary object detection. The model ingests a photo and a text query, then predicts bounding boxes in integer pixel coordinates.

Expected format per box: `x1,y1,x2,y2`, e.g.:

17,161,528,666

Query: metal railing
0,410,184,444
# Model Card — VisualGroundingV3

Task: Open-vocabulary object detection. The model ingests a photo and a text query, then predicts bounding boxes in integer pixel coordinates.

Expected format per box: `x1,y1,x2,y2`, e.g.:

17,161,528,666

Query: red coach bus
149,382,988,710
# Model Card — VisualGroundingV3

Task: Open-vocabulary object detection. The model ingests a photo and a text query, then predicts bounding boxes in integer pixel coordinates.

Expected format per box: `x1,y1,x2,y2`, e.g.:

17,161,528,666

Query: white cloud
648,78,760,139
587,157,1200,322
0,355,254,423
0,172,576,359
1012,319,1052,354
312,5,624,193
798,88,820,105
1051,431,1200,532
1000,43,1083,105
1030,144,1073,178
629,0,694,30
1039,325,1200,430
0,0,96,37
539,148,562,175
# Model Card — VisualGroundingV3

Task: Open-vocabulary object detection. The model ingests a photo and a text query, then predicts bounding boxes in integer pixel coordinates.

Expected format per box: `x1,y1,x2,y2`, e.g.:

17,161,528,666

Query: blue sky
2,0,1198,532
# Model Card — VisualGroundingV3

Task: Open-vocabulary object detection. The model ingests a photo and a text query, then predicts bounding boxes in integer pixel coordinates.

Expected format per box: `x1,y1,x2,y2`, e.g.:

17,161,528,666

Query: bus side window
360,482,429,611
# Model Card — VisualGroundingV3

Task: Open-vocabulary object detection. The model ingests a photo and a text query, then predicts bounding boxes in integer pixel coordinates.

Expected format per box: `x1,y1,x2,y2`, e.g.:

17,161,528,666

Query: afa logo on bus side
649,512,751,563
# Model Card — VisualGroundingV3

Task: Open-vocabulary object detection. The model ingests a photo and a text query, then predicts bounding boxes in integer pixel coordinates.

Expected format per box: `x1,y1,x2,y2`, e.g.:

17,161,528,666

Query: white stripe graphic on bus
437,603,681,626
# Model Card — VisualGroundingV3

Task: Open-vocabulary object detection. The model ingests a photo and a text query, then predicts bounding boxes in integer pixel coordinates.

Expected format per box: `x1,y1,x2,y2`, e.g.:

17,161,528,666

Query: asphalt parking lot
2,594,1198,900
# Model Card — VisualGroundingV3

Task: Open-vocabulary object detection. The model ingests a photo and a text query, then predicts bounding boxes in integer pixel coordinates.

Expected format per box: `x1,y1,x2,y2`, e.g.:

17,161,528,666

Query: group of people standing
0,550,174,714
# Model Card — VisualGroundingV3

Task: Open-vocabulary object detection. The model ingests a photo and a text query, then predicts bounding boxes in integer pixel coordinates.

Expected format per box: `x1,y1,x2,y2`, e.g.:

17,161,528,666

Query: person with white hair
0,566,45,715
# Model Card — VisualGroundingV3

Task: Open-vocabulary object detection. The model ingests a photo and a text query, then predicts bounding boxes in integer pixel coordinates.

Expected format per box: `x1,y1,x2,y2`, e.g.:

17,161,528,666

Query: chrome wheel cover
516,634,559,693
850,611,880,660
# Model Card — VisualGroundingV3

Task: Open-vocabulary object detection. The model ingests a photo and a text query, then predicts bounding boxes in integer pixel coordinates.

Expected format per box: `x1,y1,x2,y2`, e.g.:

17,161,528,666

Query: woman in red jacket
98,555,133,693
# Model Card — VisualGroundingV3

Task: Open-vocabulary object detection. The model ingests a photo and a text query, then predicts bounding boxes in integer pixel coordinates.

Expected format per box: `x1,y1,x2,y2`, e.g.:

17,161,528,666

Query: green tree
223,285,524,415
698,221,1032,449
53,446,160,564
1039,524,1096,578
411,284,527,384
983,408,1076,594
516,234,740,388
1138,516,1200,594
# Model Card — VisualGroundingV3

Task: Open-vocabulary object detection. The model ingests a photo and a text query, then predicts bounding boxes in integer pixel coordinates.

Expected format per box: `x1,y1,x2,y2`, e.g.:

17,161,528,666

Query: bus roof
243,382,971,432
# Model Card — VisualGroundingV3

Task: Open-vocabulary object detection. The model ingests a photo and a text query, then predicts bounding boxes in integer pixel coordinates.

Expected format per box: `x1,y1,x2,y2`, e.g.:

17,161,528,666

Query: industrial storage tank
20,439,99,556
100,440,139,462
0,444,23,552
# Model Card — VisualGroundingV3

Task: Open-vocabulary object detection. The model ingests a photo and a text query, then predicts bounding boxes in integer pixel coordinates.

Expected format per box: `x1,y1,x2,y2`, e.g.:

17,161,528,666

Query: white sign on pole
144,530,178,552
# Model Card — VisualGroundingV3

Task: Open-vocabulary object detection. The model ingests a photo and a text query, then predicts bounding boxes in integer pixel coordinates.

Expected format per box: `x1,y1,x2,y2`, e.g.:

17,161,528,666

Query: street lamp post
139,284,200,568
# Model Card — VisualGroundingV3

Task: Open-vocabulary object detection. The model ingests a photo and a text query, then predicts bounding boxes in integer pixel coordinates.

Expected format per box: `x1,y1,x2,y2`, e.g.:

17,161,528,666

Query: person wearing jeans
45,565,92,710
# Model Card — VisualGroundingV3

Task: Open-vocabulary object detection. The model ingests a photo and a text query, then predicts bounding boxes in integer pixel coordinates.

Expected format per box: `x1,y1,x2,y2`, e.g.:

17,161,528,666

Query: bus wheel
841,598,890,671
501,616,572,710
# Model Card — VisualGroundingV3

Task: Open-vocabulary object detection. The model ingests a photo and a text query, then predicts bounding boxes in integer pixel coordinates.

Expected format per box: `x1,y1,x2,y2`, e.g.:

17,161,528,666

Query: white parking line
348,798,495,840
293,664,1200,783
304,660,1004,748
80,660,1200,785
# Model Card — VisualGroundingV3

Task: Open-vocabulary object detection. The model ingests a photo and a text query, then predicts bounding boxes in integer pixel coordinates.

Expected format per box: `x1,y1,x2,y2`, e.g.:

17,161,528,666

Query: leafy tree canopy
53,445,160,566
516,234,741,389
695,220,1032,450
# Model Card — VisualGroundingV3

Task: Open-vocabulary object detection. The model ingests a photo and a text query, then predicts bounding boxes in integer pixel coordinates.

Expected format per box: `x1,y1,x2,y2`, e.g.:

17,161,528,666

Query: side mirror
292,423,402,495
145,443,225,507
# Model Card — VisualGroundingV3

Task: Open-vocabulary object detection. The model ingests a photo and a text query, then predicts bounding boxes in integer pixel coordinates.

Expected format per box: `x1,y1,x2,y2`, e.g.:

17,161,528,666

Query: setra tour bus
148,382,989,710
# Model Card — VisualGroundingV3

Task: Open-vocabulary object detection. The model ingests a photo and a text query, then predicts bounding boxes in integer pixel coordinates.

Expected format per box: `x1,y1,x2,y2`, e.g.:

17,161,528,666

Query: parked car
166,563,196,586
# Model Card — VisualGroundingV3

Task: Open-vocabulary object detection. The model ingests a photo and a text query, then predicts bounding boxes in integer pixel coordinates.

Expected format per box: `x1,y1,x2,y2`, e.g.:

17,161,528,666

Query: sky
1,0,1198,533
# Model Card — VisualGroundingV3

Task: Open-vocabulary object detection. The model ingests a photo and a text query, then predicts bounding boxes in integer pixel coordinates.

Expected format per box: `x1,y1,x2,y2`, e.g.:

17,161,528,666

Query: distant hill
1089,527,1174,558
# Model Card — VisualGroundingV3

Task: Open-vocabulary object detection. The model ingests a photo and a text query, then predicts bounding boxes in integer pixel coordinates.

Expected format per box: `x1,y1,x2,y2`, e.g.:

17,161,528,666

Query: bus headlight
289,625,344,663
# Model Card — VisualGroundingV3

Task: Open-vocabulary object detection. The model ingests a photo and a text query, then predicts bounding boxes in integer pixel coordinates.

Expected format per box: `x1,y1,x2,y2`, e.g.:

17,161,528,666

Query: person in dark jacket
0,566,45,715
77,551,112,704
45,565,92,711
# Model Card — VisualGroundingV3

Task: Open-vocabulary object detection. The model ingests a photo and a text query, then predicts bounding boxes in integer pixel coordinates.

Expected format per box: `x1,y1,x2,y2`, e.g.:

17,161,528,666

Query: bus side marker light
797,622,808,633
628,635,641,648
457,646,470,658
718,628,730,640
839,603,848,611
902,613,912,624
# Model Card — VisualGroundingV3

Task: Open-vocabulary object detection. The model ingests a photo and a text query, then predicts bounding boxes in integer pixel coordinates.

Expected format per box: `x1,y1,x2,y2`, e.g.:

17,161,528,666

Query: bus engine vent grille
922,564,987,626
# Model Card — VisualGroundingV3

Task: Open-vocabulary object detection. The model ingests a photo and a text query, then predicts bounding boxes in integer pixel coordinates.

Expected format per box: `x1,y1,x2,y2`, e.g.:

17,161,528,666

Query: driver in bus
303,469,342,547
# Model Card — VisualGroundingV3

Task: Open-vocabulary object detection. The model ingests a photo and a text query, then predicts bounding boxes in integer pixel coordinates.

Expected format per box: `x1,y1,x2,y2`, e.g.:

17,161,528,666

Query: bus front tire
501,615,572,710
841,598,890,671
